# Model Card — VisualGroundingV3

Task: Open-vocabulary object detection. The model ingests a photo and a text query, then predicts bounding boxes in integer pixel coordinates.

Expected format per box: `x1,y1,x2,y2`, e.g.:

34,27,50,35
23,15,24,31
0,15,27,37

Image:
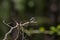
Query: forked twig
3,20,12,27
3,22,19,40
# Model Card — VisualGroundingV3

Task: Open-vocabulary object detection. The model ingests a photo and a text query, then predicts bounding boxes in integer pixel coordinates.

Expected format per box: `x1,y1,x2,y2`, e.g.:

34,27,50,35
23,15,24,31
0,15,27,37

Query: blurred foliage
39,27,45,33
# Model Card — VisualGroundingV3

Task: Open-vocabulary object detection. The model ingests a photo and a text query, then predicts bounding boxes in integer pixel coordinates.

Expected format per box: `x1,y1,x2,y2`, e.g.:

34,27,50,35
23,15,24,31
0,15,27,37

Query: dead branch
3,17,37,40
3,20,12,28
3,22,19,40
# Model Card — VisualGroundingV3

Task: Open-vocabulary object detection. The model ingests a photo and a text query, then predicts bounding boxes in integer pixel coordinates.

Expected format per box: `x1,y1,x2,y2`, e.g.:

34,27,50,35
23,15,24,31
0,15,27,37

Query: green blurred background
0,0,60,40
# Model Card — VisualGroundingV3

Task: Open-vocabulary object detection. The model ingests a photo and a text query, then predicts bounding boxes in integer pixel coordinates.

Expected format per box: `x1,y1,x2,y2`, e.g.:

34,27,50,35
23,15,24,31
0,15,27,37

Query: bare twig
14,26,19,40
3,23,19,40
3,20,12,27
20,21,37,27
14,27,19,40
3,17,37,40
